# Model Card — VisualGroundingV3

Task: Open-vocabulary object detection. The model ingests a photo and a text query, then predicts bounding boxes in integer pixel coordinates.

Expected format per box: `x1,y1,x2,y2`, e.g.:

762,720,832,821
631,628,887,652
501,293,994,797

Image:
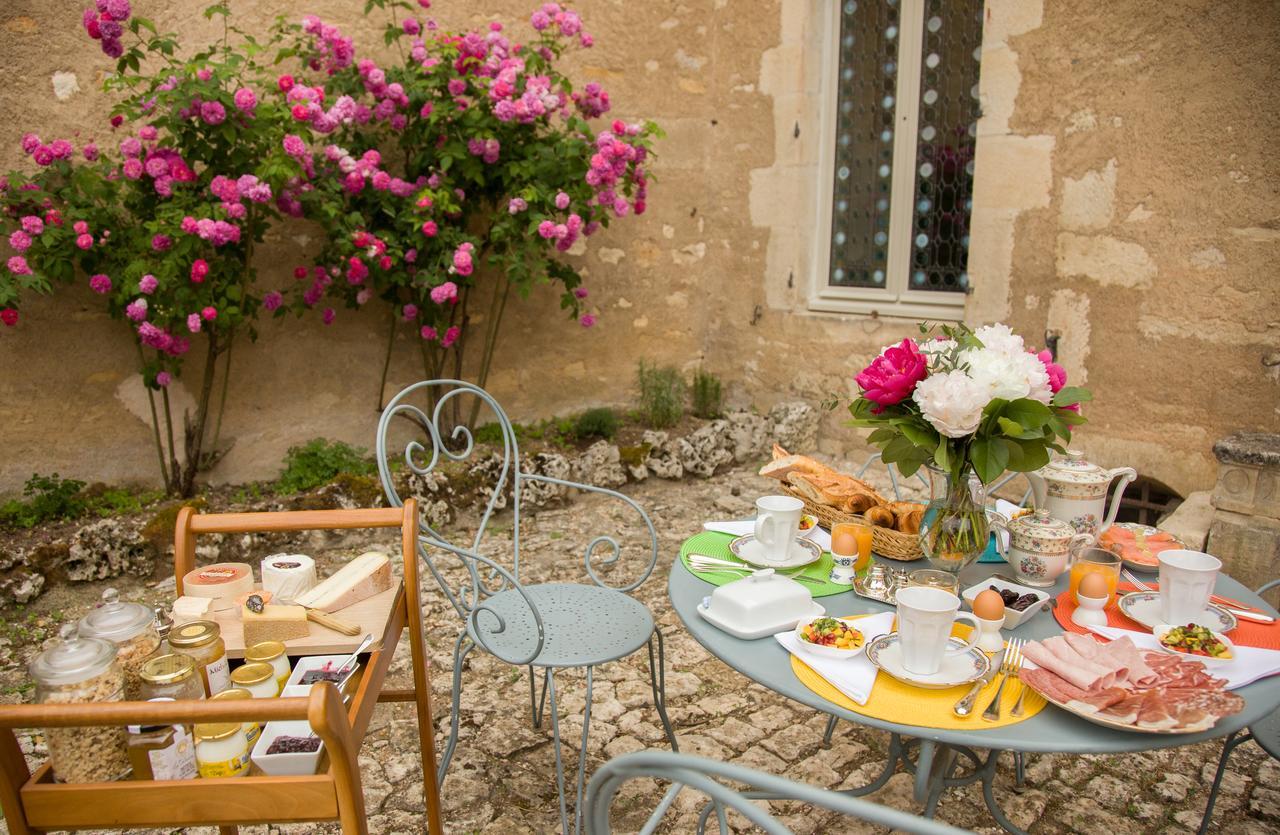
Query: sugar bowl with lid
1006,508,1094,587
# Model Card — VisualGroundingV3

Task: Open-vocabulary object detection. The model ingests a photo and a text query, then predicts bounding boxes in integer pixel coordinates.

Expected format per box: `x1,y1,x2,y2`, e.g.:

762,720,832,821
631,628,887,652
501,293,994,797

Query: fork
982,637,1022,721
687,560,824,586
1121,569,1273,623
1010,640,1033,717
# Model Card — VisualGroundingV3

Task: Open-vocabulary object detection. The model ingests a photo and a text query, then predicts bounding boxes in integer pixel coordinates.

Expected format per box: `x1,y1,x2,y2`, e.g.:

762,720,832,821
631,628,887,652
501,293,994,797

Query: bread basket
781,486,924,561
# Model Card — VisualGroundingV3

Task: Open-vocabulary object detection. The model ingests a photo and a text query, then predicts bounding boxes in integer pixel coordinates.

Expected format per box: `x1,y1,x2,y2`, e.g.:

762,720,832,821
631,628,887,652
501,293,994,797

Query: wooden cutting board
213,582,400,658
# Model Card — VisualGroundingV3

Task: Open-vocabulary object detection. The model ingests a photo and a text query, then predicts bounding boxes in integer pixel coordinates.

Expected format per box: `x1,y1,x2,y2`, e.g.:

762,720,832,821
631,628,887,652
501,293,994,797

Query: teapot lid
1042,450,1109,484
1009,508,1075,538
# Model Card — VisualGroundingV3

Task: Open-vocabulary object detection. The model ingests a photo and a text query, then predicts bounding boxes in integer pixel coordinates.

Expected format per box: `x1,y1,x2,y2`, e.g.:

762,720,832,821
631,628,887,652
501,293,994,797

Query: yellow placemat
790,619,1046,730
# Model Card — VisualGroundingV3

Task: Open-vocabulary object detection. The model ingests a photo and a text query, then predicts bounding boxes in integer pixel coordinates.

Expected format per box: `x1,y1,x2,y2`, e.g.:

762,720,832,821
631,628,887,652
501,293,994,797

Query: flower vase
919,465,990,575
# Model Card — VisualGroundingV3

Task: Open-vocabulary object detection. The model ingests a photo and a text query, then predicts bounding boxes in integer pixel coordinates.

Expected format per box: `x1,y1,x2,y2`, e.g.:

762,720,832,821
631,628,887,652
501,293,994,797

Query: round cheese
260,554,318,605
182,562,254,601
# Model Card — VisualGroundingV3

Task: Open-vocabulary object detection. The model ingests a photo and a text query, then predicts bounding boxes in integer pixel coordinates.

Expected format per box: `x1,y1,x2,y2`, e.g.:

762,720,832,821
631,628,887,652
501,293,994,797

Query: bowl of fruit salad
1154,623,1235,666
798,514,819,539
794,616,866,659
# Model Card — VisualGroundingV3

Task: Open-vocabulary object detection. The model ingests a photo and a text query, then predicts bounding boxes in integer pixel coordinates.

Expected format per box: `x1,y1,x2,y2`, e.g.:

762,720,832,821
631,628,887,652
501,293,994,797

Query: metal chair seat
466,583,655,668
1250,708,1280,760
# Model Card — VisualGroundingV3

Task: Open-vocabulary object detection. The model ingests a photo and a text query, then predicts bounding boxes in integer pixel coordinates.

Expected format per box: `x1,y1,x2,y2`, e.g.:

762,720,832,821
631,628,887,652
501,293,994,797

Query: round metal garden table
668,557,1280,833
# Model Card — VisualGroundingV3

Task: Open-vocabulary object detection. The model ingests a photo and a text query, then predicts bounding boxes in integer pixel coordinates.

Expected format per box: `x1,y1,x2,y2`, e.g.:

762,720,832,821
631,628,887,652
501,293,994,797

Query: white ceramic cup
894,585,982,675
1158,549,1222,625
753,495,804,562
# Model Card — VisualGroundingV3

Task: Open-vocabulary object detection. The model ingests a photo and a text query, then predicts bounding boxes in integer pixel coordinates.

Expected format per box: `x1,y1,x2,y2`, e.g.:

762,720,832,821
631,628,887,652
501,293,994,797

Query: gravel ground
0,466,1276,834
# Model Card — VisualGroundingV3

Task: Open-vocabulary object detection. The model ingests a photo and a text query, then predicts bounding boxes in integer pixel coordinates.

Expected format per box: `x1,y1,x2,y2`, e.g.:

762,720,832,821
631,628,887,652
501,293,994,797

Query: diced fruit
800,617,864,650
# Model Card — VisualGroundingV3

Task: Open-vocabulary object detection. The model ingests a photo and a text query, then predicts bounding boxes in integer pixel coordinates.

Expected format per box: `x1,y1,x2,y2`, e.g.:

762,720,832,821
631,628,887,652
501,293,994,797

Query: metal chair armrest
1256,578,1280,596
585,750,970,835
520,473,659,594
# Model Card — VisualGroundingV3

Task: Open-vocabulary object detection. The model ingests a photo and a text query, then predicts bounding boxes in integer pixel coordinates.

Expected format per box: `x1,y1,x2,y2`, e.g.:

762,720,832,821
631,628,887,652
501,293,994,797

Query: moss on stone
141,498,207,555
618,443,652,469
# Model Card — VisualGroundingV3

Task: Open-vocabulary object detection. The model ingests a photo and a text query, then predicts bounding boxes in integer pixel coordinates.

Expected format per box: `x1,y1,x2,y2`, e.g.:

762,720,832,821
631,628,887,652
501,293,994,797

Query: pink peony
402,304,418,321
8,231,31,252
233,87,257,113
263,291,283,311
855,338,929,413
419,325,437,341
508,197,527,214
580,313,596,328
201,306,217,321
430,281,458,304
187,313,202,333
7,255,32,275
125,298,148,321
0,308,17,327
554,191,570,210
200,101,226,125
190,258,209,283
139,274,158,294
574,287,588,299
441,325,460,347
322,307,336,325
151,234,171,251
155,371,171,387
1036,349,1067,394
420,220,438,237
20,216,44,235
89,273,112,293
76,233,94,250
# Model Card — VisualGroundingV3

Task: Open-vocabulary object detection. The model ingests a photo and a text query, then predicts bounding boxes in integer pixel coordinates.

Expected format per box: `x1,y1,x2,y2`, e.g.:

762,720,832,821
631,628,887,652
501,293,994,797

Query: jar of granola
168,621,230,696
29,625,132,783
77,588,161,701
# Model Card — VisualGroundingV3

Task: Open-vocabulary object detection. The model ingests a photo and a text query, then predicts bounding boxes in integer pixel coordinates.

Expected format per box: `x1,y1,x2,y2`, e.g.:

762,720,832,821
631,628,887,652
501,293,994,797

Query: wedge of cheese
242,604,310,645
295,552,393,613
172,595,214,625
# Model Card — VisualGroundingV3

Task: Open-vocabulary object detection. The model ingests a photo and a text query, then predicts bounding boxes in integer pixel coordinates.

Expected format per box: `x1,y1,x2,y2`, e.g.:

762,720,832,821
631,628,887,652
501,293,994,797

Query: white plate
1153,624,1237,667
1105,523,1182,573
1118,591,1238,633
864,633,990,690
729,535,823,569
961,579,1051,629
697,599,825,640
793,617,868,660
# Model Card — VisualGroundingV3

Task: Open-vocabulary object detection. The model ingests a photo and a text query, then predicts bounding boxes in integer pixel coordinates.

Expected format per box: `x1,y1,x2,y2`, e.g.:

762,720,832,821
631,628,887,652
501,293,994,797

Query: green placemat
679,531,850,598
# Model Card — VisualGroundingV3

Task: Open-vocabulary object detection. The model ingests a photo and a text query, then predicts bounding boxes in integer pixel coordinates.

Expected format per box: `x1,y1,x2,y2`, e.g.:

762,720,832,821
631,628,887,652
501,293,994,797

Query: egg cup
974,615,1005,653
1071,591,1109,627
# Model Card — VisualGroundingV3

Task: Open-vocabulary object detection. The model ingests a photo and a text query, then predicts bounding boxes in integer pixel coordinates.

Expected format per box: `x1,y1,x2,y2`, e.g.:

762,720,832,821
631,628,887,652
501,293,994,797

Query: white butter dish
696,570,824,640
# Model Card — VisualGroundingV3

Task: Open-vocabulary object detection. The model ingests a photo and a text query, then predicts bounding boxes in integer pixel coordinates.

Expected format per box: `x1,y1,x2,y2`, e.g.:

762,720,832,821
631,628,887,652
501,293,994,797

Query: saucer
729,535,822,569
864,632,990,690
1118,591,1237,633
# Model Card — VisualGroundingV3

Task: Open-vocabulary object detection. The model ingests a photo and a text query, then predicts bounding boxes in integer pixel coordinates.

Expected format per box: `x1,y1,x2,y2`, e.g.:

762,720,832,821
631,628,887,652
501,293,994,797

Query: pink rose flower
580,313,596,328
7,256,32,275
187,313,202,333
0,308,17,327
89,273,112,293
441,325,460,347
322,307,336,325
125,299,148,321
855,338,928,413
190,259,209,283
139,274,158,294
201,306,217,321
430,281,458,304
155,371,171,387
1036,349,1067,394
419,325,437,341
76,233,94,250
263,291,283,311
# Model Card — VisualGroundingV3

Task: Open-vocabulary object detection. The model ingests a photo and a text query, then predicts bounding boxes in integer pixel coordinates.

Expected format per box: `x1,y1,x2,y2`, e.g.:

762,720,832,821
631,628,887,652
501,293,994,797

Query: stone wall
1,0,1276,497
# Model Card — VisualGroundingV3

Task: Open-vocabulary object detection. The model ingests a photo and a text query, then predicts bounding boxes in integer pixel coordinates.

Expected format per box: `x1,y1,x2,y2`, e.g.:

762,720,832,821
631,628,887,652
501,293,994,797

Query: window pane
909,0,983,293
827,0,900,289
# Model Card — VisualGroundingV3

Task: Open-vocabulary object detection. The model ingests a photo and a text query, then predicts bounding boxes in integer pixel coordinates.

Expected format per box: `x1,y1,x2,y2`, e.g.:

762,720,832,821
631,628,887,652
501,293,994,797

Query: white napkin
1086,624,1280,690
704,519,832,552
773,612,896,705
993,499,1021,551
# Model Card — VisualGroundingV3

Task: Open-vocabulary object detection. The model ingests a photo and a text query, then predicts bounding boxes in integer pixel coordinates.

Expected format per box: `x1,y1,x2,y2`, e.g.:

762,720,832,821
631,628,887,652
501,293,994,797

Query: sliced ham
1136,689,1179,731
1022,636,1119,691
1097,693,1145,725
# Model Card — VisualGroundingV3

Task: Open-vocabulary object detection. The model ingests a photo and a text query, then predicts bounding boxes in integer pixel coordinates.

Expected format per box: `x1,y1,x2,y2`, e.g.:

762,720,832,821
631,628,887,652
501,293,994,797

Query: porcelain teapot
1004,509,1094,587
1026,450,1136,538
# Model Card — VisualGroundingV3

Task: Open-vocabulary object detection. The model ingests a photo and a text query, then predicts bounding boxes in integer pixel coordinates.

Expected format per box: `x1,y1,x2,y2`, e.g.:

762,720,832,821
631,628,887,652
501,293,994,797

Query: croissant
865,505,896,528
895,508,924,534
888,501,924,518
843,492,879,514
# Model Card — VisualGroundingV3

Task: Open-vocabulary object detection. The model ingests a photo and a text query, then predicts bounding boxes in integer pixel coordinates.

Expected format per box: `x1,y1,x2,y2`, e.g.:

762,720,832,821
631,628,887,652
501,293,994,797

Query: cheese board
215,581,401,657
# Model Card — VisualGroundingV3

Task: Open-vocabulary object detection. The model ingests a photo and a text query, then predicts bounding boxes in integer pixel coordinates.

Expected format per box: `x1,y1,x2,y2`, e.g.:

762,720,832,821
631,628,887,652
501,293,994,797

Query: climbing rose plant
272,0,659,408
0,2,303,496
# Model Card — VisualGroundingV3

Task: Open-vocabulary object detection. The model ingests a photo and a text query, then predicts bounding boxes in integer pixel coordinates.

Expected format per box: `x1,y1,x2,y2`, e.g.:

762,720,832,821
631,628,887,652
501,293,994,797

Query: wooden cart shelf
0,502,443,835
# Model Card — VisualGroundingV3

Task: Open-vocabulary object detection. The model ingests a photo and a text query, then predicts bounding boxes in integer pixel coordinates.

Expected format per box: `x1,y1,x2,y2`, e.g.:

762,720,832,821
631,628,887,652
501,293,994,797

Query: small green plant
573,407,620,441
0,473,87,528
277,439,376,494
691,368,724,419
636,361,686,429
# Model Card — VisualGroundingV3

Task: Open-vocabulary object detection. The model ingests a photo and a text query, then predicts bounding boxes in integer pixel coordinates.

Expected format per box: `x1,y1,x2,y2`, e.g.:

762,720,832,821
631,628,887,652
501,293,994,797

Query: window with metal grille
811,0,984,319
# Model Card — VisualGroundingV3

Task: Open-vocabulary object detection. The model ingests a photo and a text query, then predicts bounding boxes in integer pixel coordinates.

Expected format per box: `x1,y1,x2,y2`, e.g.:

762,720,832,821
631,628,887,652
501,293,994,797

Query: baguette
785,472,831,505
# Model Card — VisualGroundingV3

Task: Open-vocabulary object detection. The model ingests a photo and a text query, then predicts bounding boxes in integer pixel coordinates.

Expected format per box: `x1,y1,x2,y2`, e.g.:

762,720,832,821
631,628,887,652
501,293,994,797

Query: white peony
912,369,988,438
963,347,1052,404
972,323,1025,356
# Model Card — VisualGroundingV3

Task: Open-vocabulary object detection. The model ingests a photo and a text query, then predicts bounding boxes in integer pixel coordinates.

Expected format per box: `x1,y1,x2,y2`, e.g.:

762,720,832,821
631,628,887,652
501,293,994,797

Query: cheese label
198,567,239,581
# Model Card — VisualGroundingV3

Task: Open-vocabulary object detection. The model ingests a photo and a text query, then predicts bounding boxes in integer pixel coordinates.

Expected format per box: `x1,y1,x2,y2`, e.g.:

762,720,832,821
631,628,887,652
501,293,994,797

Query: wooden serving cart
0,500,444,835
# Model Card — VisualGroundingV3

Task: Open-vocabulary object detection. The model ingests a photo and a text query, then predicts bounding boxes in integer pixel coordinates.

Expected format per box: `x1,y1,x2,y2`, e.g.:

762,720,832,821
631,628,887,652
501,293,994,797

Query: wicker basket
783,486,924,561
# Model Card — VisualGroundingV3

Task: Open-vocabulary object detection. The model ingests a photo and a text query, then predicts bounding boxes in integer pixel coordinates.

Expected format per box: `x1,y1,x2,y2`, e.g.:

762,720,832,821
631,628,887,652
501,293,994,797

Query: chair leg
438,630,475,788
1198,730,1251,835
545,668,571,835
647,629,679,753
823,715,839,747
530,665,551,730
573,666,595,835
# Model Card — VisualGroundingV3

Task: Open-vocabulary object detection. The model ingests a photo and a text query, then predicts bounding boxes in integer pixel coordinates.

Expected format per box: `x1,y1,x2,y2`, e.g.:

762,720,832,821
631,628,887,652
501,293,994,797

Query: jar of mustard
244,641,291,692
168,621,230,696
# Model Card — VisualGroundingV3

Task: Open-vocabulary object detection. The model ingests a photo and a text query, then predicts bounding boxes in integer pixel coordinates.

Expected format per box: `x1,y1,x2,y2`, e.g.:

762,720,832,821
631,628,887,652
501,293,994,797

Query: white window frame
809,0,970,321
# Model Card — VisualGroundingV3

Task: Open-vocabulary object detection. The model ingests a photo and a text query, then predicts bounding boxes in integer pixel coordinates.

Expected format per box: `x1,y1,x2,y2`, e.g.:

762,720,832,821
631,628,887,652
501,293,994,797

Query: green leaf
1053,386,1093,407
935,437,951,471
1008,439,1051,472
898,421,940,451
997,416,1044,440
970,437,1010,484
1003,398,1052,429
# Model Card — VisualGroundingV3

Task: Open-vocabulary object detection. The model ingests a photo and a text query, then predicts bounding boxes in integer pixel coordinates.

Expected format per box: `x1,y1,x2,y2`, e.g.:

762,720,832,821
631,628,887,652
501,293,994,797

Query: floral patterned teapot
1026,450,1137,538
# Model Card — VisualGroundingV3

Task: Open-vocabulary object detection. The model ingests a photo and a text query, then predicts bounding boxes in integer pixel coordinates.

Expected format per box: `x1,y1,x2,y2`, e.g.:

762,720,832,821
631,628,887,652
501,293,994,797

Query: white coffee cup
894,585,982,675
753,495,804,562
1158,549,1222,624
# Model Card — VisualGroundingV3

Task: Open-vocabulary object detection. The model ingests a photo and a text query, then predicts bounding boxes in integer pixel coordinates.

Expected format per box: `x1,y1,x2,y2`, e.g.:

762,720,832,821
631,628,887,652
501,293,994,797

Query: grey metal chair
1198,578,1280,834
375,380,677,835
585,750,972,834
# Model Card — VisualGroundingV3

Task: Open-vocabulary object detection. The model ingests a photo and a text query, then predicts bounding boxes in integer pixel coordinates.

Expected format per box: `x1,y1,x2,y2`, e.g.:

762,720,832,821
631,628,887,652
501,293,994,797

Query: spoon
334,633,375,686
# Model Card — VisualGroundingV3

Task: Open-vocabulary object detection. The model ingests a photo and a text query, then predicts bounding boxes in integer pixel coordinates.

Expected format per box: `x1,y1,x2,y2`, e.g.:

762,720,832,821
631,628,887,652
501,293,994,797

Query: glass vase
919,464,989,575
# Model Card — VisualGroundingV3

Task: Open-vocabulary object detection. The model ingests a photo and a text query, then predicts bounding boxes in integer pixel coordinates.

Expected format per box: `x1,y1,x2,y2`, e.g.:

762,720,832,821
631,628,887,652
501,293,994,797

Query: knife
954,647,1004,717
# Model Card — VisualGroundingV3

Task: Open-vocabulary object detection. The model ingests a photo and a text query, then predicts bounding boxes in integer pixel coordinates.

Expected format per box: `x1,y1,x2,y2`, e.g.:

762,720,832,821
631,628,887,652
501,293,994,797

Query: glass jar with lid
168,620,230,696
139,654,205,702
229,662,279,699
127,698,198,781
77,588,161,701
209,687,261,747
29,625,132,783
194,722,250,778
244,641,291,691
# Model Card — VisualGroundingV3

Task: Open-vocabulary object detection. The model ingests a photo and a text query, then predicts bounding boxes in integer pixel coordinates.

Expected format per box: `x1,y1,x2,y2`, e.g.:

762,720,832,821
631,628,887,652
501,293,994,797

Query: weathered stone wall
1,0,1277,497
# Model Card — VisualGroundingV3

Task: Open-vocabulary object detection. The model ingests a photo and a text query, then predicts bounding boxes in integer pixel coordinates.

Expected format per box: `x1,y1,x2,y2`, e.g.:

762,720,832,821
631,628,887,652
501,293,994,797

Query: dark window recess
1115,478,1183,528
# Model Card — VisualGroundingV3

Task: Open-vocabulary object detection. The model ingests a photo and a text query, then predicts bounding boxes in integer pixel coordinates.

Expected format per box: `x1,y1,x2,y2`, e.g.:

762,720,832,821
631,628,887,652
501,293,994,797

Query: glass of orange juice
832,522,873,573
1068,547,1121,602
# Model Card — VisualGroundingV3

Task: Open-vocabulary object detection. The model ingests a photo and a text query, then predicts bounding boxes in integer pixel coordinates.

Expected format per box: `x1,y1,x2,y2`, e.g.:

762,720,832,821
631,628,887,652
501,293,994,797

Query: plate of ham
1020,633,1245,734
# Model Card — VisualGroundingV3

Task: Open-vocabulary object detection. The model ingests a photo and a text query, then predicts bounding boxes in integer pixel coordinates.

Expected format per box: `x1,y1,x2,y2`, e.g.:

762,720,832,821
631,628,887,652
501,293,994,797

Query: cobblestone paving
3,467,1277,834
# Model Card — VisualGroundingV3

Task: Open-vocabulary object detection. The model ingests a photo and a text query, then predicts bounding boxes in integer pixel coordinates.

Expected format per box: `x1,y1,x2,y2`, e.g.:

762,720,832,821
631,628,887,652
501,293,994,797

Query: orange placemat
1053,584,1280,650
789,618,1046,730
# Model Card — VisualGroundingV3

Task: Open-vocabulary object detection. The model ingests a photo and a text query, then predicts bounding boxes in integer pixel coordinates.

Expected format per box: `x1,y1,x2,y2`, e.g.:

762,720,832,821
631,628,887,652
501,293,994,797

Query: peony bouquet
849,323,1091,570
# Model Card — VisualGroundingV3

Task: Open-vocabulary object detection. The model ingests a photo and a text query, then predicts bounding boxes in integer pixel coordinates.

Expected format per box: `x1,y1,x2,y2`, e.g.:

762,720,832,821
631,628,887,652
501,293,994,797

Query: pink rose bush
850,323,1091,485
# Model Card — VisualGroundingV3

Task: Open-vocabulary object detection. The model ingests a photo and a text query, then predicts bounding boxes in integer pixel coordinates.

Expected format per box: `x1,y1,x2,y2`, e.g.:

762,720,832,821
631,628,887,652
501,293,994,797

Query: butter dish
697,569,824,640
